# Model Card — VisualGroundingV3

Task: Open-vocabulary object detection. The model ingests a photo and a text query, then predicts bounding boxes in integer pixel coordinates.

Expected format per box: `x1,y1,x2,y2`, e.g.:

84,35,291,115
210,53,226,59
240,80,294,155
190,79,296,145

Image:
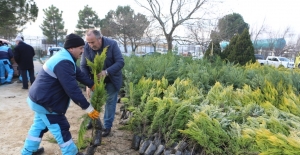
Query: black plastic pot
92,129,102,146
144,142,157,155
183,149,191,155
175,141,188,152
175,150,182,155
85,145,97,155
163,149,171,155
154,144,164,155
131,134,142,150
139,140,151,154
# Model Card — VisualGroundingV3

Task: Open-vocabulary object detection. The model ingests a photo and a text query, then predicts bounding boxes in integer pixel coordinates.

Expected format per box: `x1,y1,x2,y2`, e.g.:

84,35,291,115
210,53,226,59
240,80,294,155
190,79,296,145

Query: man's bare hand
86,86,91,98
97,70,107,78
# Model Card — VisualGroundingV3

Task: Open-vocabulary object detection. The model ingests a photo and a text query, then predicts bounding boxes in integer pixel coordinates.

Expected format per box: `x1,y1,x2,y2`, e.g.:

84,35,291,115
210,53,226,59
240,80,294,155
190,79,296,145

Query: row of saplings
120,106,203,155
118,77,300,155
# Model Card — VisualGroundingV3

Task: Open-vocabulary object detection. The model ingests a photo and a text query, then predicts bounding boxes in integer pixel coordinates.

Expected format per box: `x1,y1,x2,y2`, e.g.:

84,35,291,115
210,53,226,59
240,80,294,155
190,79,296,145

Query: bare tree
143,17,163,52
281,29,298,58
266,27,293,56
250,18,267,54
127,13,150,53
296,35,300,52
135,0,216,51
185,20,216,54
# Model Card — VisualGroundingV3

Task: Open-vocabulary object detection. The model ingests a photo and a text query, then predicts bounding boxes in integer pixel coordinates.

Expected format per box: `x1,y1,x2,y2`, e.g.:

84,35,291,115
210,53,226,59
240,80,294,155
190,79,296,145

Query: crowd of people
2,30,125,155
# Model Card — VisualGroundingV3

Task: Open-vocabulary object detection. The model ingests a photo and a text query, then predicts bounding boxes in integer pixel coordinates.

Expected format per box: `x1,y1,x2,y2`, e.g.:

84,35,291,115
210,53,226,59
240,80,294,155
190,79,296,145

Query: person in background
81,29,124,137
49,45,53,57
21,33,99,155
17,36,29,83
13,35,35,89
0,40,14,85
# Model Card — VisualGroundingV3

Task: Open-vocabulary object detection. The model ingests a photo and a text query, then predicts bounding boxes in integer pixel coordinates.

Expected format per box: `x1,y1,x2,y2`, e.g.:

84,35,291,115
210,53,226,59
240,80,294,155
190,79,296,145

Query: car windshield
255,54,264,59
279,57,290,62
51,48,62,51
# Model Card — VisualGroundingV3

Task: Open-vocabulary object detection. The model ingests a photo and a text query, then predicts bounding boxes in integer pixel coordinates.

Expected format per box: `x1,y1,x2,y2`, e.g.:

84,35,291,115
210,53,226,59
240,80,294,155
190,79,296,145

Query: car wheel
298,64,300,68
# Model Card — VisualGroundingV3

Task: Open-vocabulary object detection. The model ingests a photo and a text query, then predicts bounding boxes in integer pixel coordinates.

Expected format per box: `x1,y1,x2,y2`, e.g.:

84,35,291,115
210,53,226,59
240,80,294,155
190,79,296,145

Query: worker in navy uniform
21,34,99,155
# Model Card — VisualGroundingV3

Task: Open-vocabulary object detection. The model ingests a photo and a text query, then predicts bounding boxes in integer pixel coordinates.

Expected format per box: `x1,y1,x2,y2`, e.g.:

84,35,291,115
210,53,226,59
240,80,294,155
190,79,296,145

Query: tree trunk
123,42,128,53
167,41,172,52
55,38,58,47
166,34,173,52
130,39,135,52
132,45,138,52
152,44,156,52
123,35,128,53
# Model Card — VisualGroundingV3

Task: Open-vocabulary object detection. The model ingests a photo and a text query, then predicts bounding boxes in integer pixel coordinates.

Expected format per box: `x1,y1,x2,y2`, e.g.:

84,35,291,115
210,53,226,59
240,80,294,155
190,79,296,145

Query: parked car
142,52,162,57
47,47,63,56
266,56,294,68
122,52,144,57
156,49,168,54
254,54,267,65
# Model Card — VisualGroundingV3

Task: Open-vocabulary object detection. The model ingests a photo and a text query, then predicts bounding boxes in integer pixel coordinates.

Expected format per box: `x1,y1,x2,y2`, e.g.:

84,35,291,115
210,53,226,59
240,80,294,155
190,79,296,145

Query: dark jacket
14,41,35,70
0,45,13,59
29,49,94,114
80,37,124,91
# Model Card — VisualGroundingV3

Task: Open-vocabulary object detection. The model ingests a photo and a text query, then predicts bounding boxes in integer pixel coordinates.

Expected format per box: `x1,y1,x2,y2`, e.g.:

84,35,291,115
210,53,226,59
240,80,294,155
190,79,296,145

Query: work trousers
21,112,78,155
20,68,35,88
0,59,13,84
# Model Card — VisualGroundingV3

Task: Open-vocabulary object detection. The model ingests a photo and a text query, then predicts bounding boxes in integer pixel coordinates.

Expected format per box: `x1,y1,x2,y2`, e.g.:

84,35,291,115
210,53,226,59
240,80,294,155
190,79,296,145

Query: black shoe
102,128,111,137
17,80,22,83
76,152,85,155
5,81,12,84
22,87,28,89
32,147,44,155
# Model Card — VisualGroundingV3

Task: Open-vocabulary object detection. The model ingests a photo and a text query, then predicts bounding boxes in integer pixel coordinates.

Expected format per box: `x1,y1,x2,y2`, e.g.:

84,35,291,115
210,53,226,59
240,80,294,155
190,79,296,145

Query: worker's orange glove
85,105,99,119
88,110,99,119
91,84,95,91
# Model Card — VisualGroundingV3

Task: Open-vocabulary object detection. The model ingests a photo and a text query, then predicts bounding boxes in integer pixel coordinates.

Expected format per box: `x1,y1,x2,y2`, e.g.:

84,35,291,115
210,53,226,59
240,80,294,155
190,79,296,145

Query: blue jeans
0,59,13,84
103,83,119,129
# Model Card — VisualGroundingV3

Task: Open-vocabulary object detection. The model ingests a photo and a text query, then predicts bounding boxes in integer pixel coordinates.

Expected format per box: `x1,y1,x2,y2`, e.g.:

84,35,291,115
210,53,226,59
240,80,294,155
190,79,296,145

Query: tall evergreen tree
101,6,149,53
221,34,239,60
227,29,255,65
127,12,149,52
0,0,38,39
75,5,101,37
40,5,67,46
210,13,248,42
100,10,114,37
232,28,255,65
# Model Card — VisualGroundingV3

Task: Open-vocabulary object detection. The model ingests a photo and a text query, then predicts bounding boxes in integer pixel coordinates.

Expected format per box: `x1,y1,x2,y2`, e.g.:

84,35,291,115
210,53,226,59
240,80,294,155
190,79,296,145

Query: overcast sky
22,0,300,42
